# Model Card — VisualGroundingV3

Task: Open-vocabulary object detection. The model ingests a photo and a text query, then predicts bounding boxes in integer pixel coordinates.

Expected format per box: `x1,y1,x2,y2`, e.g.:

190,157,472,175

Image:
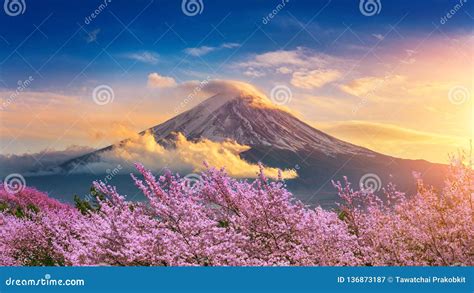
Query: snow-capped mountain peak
149,90,374,156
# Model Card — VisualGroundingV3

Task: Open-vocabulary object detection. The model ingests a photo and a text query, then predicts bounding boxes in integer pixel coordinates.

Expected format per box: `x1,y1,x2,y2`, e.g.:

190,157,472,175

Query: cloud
126,51,159,64
77,131,297,179
147,75,269,100
85,29,100,43
220,43,240,49
236,47,339,69
184,42,241,57
316,120,468,164
0,88,176,155
372,33,384,41
184,46,215,57
243,68,266,77
277,66,292,74
0,146,95,177
178,79,289,112
235,47,346,86
183,79,265,96
0,126,298,179
238,50,305,68
338,75,406,98
147,73,178,88
291,69,341,89
175,79,286,112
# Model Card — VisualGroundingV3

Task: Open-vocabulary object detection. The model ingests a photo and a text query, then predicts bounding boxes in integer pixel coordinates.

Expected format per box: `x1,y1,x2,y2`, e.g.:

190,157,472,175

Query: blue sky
0,0,472,163
0,0,472,89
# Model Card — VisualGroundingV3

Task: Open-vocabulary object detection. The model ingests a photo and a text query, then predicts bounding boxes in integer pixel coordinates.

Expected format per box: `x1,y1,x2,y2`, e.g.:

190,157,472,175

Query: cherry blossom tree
0,158,472,266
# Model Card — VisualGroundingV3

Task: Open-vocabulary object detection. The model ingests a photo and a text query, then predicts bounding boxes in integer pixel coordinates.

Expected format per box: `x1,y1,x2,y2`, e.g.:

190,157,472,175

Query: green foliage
14,206,24,218
74,195,92,215
74,186,107,215
0,201,7,212
27,204,39,214
0,200,40,219
338,210,347,221
217,219,230,228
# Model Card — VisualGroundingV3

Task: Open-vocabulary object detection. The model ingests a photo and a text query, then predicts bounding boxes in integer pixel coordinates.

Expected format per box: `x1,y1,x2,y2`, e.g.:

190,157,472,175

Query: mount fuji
57,82,446,206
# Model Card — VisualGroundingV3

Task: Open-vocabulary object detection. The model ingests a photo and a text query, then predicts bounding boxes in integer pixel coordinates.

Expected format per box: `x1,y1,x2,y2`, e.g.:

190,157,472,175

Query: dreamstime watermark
448,85,470,105
262,0,290,25
84,164,122,202
0,76,34,111
183,173,202,191
270,85,292,106
359,173,382,193
181,0,203,16
5,274,85,287
103,164,122,185
3,0,26,16
92,84,114,105
440,0,468,24
3,173,26,195
174,76,210,114
84,0,112,25
359,0,382,16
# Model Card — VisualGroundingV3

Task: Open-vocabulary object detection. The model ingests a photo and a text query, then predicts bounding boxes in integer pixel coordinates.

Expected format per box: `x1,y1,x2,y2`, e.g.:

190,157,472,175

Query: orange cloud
88,131,298,179
147,73,178,88
339,75,406,98
291,69,341,89
315,120,469,163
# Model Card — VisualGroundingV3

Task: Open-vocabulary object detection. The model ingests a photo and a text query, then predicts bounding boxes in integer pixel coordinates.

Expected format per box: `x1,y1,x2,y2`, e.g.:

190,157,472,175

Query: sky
0,0,473,164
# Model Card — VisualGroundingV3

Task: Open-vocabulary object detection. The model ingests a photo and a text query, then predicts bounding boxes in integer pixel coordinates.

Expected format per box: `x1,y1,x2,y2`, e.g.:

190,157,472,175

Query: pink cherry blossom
0,158,472,266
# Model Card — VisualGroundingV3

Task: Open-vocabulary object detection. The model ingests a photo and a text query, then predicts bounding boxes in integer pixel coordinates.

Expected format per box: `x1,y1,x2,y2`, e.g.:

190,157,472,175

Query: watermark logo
440,0,468,24
183,173,202,190
84,0,112,25
359,173,382,193
5,273,85,287
174,76,210,114
92,85,114,105
4,0,26,16
448,85,470,105
262,0,290,25
0,76,34,111
3,173,26,194
83,165,122,202
270,85,292,106
181,0,203,16
104,164,122,185
359,0,381,16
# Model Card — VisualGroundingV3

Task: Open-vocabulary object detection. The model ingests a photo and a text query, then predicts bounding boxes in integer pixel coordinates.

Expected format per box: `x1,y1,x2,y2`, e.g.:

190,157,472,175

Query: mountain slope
148,92,375,156
60,85,447,206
